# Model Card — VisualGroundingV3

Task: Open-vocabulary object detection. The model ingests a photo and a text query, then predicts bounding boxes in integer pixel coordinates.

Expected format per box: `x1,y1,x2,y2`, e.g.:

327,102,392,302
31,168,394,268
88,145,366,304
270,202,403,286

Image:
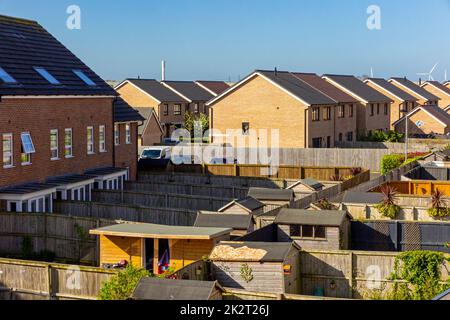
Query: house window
99,125,106,152
384,103,388,115
324,107,331,121
20,132,35,165
64,128,73,158
0,67,17,83
347,131,354,142
114,124,120,146
194,103,199,114
2,133,13,168
50,129,59,160
289,225,326,240
163,104,169,116
312,107,320,121
314,226,326,239
349,104,354,118
73,70,96,86
312,137,322,148
370,104,375,116
174,104,182,115
87,126,94,154
242,122,250,136
125,124,131,144
34,67,60,85
289,225,301,237
338,105,345,118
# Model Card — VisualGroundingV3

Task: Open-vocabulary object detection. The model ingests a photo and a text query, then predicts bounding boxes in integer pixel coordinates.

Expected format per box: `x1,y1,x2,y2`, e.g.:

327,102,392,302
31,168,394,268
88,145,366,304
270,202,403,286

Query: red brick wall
113,122,139,181
0,97,115,188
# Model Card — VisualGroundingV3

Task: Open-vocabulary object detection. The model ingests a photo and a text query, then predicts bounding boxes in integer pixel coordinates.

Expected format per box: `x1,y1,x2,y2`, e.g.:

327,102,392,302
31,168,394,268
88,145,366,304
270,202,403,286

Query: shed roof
342,191,384,204
119,79,187,103
0,182,56,195
389,77,440,101
132,277,221,300
292,72,359,103
219,196,265,212
323,74,392,103
274,208,348,226
287,178,324,191
0,15,115,96
85,167,128,176
365,78,418,102
210,241,298,262
247,187,294,201
89,222,231,240
194,213,252,230
195,81,230,96
114,97,145,123
162,81,214,102
46,174,95,186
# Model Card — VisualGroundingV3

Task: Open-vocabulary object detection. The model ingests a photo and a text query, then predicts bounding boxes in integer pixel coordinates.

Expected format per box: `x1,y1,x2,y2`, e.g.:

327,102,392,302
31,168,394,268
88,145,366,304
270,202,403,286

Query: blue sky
1,0,450,82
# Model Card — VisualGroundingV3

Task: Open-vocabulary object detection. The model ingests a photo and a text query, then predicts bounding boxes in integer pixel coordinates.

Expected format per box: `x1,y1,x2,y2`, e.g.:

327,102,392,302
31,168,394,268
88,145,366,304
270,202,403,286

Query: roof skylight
34,67,61,85
73,70,96,86
0,67,17,84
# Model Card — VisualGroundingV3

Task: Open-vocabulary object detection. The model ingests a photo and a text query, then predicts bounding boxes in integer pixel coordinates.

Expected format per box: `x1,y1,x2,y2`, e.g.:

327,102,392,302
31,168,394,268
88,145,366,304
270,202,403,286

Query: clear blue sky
2,0,450,82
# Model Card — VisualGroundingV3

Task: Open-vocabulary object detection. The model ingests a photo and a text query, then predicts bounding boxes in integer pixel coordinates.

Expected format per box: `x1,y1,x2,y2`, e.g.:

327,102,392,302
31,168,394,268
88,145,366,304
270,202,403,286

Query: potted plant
428,189,450,218
375,185,401,219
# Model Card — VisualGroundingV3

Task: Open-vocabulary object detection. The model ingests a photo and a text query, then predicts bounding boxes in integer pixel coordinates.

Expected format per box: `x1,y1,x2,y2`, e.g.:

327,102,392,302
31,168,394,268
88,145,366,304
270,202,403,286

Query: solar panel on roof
73,70,96,86
0,67,17,84
33,67,60,85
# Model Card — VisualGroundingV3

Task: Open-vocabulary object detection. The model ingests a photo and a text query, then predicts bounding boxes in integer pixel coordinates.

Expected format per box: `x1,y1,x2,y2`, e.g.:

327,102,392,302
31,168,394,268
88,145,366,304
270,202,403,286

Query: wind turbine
417,62,439,81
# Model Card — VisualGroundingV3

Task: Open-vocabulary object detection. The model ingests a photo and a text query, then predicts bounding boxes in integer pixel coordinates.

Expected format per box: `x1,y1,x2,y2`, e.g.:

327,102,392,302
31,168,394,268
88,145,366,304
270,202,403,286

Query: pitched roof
393,105,450,127
322,74,392,103
274,208,348,226
219,196,265,212
210,241,298,262
195,81,230,96
134,107,163,135
89,222,231,240
114,97,145,123
422,81,450,97
365,78,417,102
117,79,187,103
194,213,252,230
162,81,214,102
342,191,384,204
132,277,221,300
248,187,295,201
287,178,324,191
292,73,359,103
389,77,440,101
0,15,115,96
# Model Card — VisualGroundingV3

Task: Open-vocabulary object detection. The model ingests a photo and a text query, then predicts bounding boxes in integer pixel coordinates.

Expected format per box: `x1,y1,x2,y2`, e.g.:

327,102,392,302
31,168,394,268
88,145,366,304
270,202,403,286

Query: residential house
364,78,418,128
207,70,344,148
274,208,351,250
292,73,359,143
322,74,393,137
195,81,230,96
0,15,136,212
132,278,224,300
421,81,450,110
194,211,254,238
389,77,440,106
134,107,163,147
115,79,188,137
393,105,450,137
210,241,300,294
90,222,231,274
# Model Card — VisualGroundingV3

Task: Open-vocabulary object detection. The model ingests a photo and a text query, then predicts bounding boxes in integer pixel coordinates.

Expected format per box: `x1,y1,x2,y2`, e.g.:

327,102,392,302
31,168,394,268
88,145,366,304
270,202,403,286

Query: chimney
419,78,422,85
161,60,166,81
275,67,278,76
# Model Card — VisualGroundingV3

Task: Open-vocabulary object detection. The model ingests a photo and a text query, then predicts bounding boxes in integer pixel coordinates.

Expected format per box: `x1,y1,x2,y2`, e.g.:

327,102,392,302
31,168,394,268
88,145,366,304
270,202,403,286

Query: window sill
100,150,107,153
65,155,74,159
21,162,32,166
87,152,96,156
3,165,14,169
51,158,60,161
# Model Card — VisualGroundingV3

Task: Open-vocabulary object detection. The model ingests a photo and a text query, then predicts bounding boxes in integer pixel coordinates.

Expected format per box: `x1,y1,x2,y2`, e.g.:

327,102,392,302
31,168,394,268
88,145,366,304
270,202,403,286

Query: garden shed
218,196,265,215
247,188,295,208
287,178,324,193
274,208,351,250
132,277,224,300
90,222,231,274
210,241,300,294
194,212,254,238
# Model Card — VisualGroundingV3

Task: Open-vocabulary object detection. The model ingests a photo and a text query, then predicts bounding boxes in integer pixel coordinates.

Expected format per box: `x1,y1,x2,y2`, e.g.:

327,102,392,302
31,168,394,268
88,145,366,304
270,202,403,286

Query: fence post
348,252,354,299
46,265,53,300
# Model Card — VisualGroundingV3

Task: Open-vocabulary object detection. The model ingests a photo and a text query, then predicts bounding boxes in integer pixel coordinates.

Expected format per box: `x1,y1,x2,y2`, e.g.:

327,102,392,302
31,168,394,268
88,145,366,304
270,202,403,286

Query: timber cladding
99,235,142,267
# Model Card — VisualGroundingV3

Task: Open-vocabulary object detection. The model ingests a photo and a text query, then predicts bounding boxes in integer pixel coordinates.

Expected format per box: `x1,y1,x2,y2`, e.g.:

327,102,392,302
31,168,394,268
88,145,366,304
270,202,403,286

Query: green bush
380,154,404,174
428,207,450,218
375,203,401,219
98,264,151,300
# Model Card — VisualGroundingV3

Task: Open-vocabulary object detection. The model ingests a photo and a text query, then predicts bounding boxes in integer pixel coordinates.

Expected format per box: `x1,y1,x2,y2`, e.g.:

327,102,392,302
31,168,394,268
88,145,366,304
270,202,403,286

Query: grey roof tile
390,77,440,101
274,208,348,226
366,78,417,101
163,81,214,101
125,79,187,102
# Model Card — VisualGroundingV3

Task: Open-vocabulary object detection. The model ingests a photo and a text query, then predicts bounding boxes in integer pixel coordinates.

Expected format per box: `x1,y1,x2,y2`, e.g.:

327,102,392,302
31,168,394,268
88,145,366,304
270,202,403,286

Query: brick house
322,74,393,137
393,105,450,137
134,107,163,147
0,15,141,212
195,81,230,96
207,70,355,148
420,81,450,110
364,78,418,129
389,77,440,106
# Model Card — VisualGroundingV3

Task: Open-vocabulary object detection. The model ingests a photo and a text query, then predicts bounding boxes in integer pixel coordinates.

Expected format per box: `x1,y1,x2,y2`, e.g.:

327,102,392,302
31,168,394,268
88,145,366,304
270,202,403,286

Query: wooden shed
218,196,265,215
210,241,300,294
90,222,231,274
286,178,324,193
132,277,224,300
247,187,295,208
194,212,254,238
274,208,351,250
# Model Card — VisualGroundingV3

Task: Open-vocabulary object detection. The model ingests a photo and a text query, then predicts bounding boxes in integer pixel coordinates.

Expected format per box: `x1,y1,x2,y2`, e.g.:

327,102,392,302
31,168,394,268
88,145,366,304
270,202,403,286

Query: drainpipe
112,97,116,169
305,108,309,148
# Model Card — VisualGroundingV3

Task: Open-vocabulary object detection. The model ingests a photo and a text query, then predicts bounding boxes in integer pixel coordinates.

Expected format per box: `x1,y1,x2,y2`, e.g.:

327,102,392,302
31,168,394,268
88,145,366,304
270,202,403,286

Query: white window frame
50,129,59,160
99,125,106,152
125,124,131,144
3,133,13,168
87,126,95,154
114,124,120,146
64,128,73,158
